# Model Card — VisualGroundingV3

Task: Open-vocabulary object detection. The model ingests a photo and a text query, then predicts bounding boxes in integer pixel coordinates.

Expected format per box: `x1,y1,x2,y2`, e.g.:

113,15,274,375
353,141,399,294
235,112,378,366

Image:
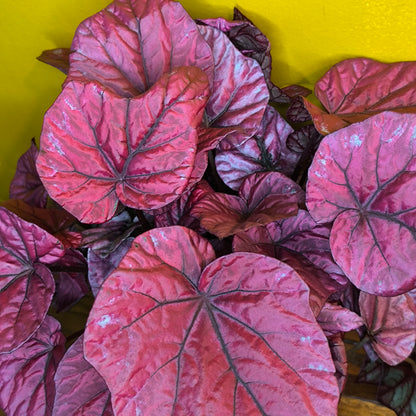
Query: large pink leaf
0,316,65,416
359,292,416,365
37,67,209,223
198,24,269,134
215,105,299,190
307,111,416,296
84,226,339,415
191,171,305,238
53,335,113,416
67,0,213,96
0,208,64,353
304,58,416,135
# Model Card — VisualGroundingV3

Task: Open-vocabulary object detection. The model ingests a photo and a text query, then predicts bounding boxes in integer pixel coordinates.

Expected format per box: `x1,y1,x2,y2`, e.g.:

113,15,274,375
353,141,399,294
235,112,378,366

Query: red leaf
84,226,339,415
359,292,416,365
0,316,65,416
198,24,269,135
37,67,209,223
216,105,299,190
53,335,113,416
192,171,304,238
307,111,416,296
67,0,213,96
305,58,416,134
9,139,48,207
37,48,71,74
0,208,64,353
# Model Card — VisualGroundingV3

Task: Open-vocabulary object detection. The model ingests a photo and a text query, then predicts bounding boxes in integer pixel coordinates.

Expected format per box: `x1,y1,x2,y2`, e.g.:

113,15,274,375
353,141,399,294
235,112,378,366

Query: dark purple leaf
191,171,304,238
286,125,321,154
307,111,416,296
37,48,71,74
305,58,416,135
67,0,214,96
84,226,339,415
215,105,300,190
358,356,416,415
327,333,348,394
359,292,416,365
198,24,269,134
0,316,65,416
9,139,48,207
0,207,64,353
37,67,210,223
53,335,113,416
287,96,312,123
52,249,89,312
88,237,133,297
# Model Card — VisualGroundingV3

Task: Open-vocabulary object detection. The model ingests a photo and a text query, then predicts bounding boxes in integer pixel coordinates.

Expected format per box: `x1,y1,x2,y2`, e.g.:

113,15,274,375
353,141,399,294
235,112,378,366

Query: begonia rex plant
1,0,416,415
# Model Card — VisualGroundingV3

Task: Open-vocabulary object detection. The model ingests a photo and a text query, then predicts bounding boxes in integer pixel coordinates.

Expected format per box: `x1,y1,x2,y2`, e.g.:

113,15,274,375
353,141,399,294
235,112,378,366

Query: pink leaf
53,335,113,416
37,67,209,223
198,24,269,135
84,226,339,415
192,171,304,238
0,316,65,416
67,0,213,96
307,111,416,296
216,105,299,190
9,139,47,207
305,58,416,134
359,292,416,365
317,303,364,336
0,208,64,353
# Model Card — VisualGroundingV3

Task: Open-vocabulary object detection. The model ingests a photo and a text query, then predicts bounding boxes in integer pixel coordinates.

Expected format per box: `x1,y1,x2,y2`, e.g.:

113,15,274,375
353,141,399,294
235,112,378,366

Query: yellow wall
1,0,416,199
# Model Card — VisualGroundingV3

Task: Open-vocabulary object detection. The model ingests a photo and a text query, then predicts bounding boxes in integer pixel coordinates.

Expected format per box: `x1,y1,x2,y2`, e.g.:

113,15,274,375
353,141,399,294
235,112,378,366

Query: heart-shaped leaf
67,0,213,96
84,226,339,415
0,316,65,416
359,292,416,365
191,172,305,238
53,335,113,416
9,139,47,207
215,105,299,191
37,66,209,223
304,58,416,134
306,111,416,296
0,208,64,353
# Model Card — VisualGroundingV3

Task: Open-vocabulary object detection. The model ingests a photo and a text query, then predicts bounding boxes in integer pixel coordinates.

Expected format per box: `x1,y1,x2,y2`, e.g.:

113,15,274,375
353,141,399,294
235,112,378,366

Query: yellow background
1,0,416,199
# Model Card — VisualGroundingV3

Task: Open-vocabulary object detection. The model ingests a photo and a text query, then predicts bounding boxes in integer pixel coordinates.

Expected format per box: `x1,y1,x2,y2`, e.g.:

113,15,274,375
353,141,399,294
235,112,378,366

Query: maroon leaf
9,139,48,208
0,208,64,353
198,24,269,134
327,333,348,394
215,105,299,190
305,58,416,134
359,292,416,365
281,84,312,99
317,303,364,336
88,237,133,297
84,226,339,415
287,96,312,123
52,249,89,312
191,171,304,238
0,316,65,416
307,111,416,296
37,67,209,223
37,48,71,74
67,0,213,96
53,335,113,416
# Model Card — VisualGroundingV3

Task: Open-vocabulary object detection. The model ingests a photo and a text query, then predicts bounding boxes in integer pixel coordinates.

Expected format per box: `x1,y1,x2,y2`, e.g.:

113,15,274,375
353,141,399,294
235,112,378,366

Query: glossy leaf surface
216,105,299,190
37,67,209,223
53,335,113,416
359,292,416,365
84,226,339,415
305,58,416,134
0,316,65,416
0,208,64,353
68,0,213,96
307,111,416,296
9,139,47,208
192,172,304,238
